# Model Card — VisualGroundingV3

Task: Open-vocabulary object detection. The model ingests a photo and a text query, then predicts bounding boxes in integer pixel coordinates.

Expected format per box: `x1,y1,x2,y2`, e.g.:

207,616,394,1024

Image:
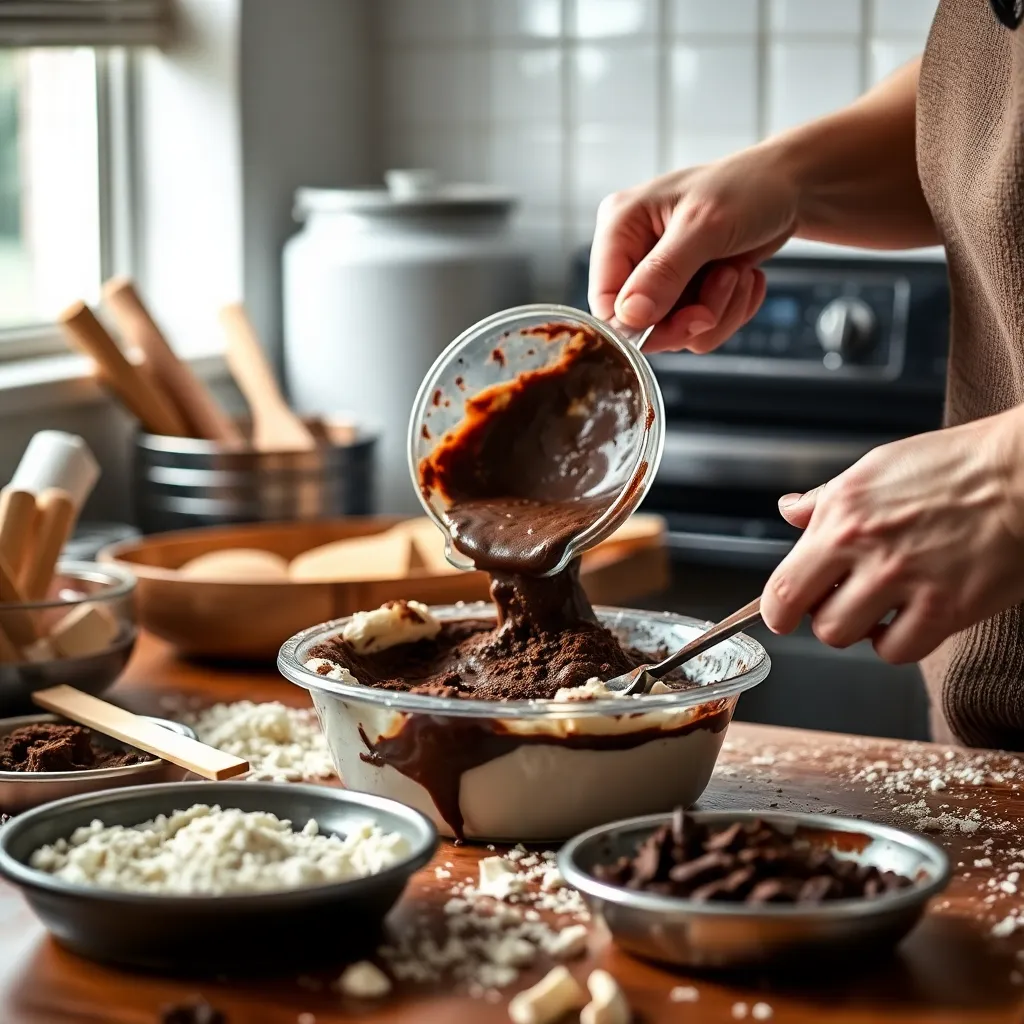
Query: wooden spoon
33,685,249,781
218,303,317,452
103,277,244,446
58,302,189,437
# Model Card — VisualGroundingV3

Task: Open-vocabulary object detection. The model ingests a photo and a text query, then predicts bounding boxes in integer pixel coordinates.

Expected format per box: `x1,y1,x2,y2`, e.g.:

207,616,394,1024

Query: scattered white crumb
669,985,699,1002
732,1002,749,1019
297,1014,315,1024
752,1002,774,1020
336,960,392,999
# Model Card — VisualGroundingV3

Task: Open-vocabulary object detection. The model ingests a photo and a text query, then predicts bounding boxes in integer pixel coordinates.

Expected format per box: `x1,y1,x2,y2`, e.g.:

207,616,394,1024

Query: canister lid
294,170,517,221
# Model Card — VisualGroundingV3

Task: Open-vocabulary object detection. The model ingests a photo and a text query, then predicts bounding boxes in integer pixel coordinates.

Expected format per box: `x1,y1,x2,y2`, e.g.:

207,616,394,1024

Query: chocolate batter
0,723,152,773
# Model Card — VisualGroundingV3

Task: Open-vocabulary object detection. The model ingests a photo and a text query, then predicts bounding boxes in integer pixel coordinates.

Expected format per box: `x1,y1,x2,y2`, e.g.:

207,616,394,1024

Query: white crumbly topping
377,847,589,997
29,805,411,895
188,701,336,782
732,1002,749,1019
342,600,441,654
752,1003,774,1020
335,961,392,998
303,658,358,683
552,677,673,702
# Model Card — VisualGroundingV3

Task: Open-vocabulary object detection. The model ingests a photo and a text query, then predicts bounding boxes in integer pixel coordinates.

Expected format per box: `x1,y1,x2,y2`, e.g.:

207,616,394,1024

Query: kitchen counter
0,633,1021,1023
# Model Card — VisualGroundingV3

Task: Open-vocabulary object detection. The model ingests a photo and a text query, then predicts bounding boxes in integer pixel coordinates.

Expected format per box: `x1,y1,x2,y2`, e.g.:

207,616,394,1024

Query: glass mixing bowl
407,304,666,575
279,604,770,842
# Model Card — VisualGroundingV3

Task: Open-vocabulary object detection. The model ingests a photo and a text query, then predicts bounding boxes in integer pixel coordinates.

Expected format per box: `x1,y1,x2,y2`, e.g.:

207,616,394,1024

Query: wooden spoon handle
58,301,189,437
33,685,249,781
103,277,243,445
219,303,317,452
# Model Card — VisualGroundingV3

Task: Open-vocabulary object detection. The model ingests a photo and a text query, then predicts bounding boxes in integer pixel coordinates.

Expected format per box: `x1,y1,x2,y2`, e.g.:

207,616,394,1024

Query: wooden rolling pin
33,685,249,781
58,301,188,437
20,488,76,601
0,488,38,585
103,277,243,445
219,303,317,452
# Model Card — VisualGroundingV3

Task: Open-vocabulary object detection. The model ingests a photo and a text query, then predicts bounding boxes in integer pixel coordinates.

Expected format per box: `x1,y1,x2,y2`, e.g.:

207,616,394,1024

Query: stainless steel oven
570,246,951,740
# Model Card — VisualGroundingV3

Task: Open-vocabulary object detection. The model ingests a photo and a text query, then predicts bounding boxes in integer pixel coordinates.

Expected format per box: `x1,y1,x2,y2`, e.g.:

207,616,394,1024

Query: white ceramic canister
283,171,531,514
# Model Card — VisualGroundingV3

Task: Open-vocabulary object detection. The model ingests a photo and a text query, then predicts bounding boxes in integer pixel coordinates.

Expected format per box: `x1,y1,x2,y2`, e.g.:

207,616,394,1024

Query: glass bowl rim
0,560,136,613
405,302,667,577
278,602,770,719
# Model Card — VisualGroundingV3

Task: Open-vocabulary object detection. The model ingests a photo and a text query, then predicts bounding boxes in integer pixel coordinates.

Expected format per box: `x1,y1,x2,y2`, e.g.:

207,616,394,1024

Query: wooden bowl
100,516,669,661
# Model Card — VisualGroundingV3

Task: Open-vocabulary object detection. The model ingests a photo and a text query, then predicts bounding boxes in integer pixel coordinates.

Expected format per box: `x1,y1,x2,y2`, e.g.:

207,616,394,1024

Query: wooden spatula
33,685,249,781
218,303,317,452
58,302,188,437
103,277,244,446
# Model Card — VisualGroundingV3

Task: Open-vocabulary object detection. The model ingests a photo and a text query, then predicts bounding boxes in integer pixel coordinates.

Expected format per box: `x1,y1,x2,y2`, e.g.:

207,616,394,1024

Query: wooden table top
1,634,1023,1024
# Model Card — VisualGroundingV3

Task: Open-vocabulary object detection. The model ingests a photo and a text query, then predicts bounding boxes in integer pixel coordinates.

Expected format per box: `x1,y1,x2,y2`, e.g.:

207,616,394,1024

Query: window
0,0,167,360
0,48,102,334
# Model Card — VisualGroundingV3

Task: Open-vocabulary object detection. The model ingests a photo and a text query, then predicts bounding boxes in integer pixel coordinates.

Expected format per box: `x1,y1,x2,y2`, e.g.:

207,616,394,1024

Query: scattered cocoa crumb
159,997,227,1024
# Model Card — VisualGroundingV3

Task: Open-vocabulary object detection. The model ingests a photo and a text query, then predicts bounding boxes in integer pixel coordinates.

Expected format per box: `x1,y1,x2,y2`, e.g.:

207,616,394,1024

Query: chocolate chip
591,811,914,906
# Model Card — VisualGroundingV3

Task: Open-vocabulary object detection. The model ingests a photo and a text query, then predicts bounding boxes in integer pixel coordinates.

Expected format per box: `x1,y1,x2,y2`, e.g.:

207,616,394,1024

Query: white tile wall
375,0,938,297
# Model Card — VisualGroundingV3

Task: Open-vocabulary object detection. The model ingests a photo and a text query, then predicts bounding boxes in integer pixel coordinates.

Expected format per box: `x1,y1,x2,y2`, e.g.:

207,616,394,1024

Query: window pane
0,49,101,332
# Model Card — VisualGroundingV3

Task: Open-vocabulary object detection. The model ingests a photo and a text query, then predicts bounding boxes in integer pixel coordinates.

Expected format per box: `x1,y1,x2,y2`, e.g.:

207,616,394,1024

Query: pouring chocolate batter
418,325,650,651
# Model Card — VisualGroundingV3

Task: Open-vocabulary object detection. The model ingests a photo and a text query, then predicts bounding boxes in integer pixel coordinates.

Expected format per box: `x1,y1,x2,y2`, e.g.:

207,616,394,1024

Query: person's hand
588,144,800,352
760,410,1024,664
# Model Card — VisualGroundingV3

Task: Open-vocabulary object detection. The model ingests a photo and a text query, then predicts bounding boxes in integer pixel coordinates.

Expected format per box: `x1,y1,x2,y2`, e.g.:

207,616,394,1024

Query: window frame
0,46,135,363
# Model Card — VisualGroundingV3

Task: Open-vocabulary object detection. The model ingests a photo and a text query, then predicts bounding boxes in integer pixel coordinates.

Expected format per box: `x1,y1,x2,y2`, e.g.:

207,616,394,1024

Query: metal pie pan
558,809,950,969
0,781,438,976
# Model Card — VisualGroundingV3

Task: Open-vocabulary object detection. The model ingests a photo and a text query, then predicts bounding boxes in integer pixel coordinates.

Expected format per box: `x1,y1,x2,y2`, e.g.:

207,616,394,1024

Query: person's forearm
764,58,939,250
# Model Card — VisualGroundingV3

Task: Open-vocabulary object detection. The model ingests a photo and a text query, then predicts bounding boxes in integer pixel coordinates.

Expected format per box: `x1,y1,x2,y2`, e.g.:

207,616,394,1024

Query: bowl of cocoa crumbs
0,713,196,815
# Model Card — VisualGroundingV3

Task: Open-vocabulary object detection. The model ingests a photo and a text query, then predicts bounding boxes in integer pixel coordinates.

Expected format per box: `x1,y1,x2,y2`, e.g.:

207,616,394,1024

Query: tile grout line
656,0,671,174
560,0,576,299
860,0,872,92
755,0,770,140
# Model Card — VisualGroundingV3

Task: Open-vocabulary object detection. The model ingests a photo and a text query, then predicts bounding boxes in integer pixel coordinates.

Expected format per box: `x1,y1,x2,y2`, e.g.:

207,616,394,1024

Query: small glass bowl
279,603,770,841
407,303,666,575
0,561,137,716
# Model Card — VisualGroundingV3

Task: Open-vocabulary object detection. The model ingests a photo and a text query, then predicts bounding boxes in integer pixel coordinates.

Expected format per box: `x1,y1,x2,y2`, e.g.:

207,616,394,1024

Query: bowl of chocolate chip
0,713,197,814
558,809,950,968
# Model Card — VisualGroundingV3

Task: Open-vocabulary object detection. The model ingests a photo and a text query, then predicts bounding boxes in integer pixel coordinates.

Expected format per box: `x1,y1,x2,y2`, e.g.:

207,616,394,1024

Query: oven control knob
815,298,876,361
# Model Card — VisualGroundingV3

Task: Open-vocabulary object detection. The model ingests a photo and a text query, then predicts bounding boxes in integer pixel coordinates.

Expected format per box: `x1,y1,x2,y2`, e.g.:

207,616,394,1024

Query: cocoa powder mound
308,614,683,702
0,723,152,773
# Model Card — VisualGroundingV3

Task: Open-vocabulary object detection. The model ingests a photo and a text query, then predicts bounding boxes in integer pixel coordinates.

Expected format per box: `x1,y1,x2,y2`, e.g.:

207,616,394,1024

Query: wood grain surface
0,634,1022,1023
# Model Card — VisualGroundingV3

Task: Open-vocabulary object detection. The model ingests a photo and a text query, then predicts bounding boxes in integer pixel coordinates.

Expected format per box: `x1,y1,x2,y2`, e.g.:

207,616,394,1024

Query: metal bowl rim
557,809,951,920
0,561,136,612
278,603,771,719
0,714,196,782
0,781,438,907
136,418,378,456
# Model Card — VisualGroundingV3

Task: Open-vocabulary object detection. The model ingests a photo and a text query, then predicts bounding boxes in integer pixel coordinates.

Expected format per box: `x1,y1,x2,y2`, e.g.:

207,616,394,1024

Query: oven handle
657,430,889,490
